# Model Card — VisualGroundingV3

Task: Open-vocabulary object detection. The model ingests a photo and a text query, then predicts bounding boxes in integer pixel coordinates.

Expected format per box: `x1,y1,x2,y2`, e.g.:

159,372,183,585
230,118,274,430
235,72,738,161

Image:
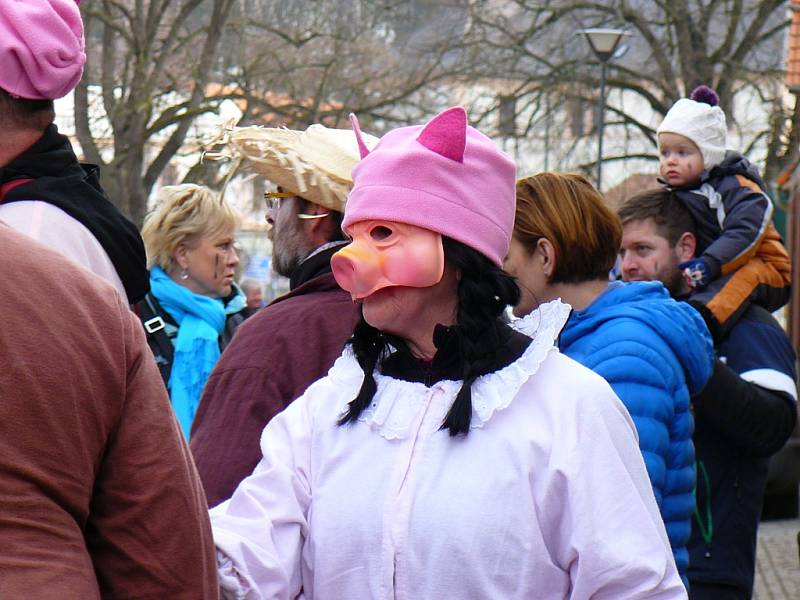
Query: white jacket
211,300,686,599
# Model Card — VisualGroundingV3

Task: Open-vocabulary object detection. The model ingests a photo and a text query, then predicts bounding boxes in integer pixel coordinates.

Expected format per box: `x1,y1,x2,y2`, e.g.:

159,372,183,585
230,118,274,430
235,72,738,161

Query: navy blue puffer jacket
559,281,714,583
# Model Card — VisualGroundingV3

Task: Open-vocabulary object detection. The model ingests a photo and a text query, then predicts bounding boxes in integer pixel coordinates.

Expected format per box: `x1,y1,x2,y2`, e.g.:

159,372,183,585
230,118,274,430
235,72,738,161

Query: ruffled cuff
217,550,252,600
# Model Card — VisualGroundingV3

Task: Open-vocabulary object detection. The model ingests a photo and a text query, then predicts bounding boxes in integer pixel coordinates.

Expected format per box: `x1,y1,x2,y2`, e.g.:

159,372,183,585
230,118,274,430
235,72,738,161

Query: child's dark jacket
666,152,790,330
669,152,773,278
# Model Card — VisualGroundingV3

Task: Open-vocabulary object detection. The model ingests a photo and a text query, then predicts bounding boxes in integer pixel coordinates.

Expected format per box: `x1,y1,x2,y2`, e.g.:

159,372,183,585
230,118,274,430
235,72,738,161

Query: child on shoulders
657,85,791,339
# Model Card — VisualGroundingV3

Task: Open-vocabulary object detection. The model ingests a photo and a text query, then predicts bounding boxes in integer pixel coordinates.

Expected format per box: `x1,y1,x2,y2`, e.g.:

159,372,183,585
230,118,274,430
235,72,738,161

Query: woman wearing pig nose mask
210,107,686,599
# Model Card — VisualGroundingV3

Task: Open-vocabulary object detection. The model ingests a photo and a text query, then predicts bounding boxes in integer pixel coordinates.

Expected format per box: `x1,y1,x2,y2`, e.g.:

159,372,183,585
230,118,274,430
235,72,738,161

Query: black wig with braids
338,236,522,436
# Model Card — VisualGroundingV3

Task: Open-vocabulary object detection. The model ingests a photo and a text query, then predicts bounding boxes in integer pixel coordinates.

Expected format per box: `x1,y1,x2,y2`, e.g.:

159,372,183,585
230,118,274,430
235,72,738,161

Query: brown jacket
191,258,360,507
0,224,218,599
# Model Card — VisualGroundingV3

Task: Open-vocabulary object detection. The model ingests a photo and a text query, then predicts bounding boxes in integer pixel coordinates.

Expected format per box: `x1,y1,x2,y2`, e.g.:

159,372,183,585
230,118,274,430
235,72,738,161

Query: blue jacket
559,281,714,581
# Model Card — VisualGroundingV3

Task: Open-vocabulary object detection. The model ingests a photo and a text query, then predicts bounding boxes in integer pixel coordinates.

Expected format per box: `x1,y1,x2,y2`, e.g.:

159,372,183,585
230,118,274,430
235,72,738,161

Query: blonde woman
139,184,245,438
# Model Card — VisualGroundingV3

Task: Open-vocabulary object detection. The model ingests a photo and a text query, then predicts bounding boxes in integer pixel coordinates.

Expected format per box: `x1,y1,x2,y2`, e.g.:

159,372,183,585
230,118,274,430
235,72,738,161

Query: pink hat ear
349,113,371,159
416,106,467,163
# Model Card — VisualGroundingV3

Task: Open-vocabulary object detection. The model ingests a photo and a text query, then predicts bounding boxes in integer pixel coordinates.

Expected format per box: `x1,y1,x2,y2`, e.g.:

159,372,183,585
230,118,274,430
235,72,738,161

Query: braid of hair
338,318,389,426
440,237,521,436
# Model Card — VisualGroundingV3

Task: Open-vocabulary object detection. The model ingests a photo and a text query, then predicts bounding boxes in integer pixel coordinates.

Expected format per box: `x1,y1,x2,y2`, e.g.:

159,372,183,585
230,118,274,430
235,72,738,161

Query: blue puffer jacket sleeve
559,281,714,584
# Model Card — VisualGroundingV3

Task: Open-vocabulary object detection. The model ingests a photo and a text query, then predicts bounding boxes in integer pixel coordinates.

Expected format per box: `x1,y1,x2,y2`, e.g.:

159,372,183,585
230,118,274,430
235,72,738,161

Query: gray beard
271,226,313,278
272,249,308,278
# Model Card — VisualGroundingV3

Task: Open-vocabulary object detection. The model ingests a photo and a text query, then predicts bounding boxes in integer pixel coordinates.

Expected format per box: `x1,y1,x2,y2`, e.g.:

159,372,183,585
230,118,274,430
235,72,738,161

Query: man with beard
618,188,797,600
190,124,376,507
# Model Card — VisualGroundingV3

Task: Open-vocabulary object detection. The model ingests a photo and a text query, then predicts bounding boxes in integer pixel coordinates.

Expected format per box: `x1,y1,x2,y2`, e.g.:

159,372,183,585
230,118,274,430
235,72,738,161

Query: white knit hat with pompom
657,85,727,171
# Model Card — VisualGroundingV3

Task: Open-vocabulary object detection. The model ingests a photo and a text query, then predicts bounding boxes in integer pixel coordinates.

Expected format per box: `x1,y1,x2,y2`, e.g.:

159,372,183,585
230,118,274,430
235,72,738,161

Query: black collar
1,124,82,180
289,242,347,290
1,125,149,304
380,320,531,386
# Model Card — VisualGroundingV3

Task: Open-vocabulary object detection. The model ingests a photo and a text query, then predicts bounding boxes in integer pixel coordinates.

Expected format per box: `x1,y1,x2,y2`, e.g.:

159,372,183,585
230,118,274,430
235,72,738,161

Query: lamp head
581,28,628,62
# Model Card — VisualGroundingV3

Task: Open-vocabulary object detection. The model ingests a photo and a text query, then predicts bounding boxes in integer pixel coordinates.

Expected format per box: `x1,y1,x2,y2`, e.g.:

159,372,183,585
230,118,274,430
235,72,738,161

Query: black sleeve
692,358,797,457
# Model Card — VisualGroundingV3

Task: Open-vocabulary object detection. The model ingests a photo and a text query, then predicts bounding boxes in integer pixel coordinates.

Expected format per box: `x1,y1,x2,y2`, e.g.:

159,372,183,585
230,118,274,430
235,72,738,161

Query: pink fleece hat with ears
344,107,516,267
0,0,86,100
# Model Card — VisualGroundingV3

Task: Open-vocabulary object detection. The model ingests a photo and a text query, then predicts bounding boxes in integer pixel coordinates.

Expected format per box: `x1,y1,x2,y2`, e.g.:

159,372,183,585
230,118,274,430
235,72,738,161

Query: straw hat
211,123,378,213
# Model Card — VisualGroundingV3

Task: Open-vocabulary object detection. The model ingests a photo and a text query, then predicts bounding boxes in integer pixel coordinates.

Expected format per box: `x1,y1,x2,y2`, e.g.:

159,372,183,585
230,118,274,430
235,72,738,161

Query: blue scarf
149,267,239,438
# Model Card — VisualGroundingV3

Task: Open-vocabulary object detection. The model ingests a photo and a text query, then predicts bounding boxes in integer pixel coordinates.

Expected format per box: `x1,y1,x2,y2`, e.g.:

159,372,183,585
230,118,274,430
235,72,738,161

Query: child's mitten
679,258,717,289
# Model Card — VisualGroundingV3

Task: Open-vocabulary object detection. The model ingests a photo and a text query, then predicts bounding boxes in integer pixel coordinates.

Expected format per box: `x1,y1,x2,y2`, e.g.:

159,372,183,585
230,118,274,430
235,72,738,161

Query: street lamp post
581,28,627,191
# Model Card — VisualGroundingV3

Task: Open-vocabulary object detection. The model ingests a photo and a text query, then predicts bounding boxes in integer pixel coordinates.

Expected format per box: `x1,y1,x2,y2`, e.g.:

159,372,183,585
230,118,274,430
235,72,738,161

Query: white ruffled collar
327,300,572,440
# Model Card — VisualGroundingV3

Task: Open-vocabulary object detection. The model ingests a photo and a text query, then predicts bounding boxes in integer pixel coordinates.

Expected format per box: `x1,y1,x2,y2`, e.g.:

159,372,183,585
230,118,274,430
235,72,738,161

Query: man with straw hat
191,122,377,507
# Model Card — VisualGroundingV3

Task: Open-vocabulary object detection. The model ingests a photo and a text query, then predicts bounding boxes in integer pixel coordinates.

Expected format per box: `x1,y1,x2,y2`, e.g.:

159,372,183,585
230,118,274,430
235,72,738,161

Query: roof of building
603,172,659,210
787,2,800,91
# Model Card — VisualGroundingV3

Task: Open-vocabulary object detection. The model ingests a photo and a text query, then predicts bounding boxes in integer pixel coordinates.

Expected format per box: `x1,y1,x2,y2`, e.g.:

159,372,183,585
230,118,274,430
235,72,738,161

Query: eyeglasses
264,191,295,212
264,190,330,221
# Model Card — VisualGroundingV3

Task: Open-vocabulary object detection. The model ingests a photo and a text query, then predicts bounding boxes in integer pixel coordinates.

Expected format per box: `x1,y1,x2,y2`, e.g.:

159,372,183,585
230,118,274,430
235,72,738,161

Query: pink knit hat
0,0,86,100
344,107,516,267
